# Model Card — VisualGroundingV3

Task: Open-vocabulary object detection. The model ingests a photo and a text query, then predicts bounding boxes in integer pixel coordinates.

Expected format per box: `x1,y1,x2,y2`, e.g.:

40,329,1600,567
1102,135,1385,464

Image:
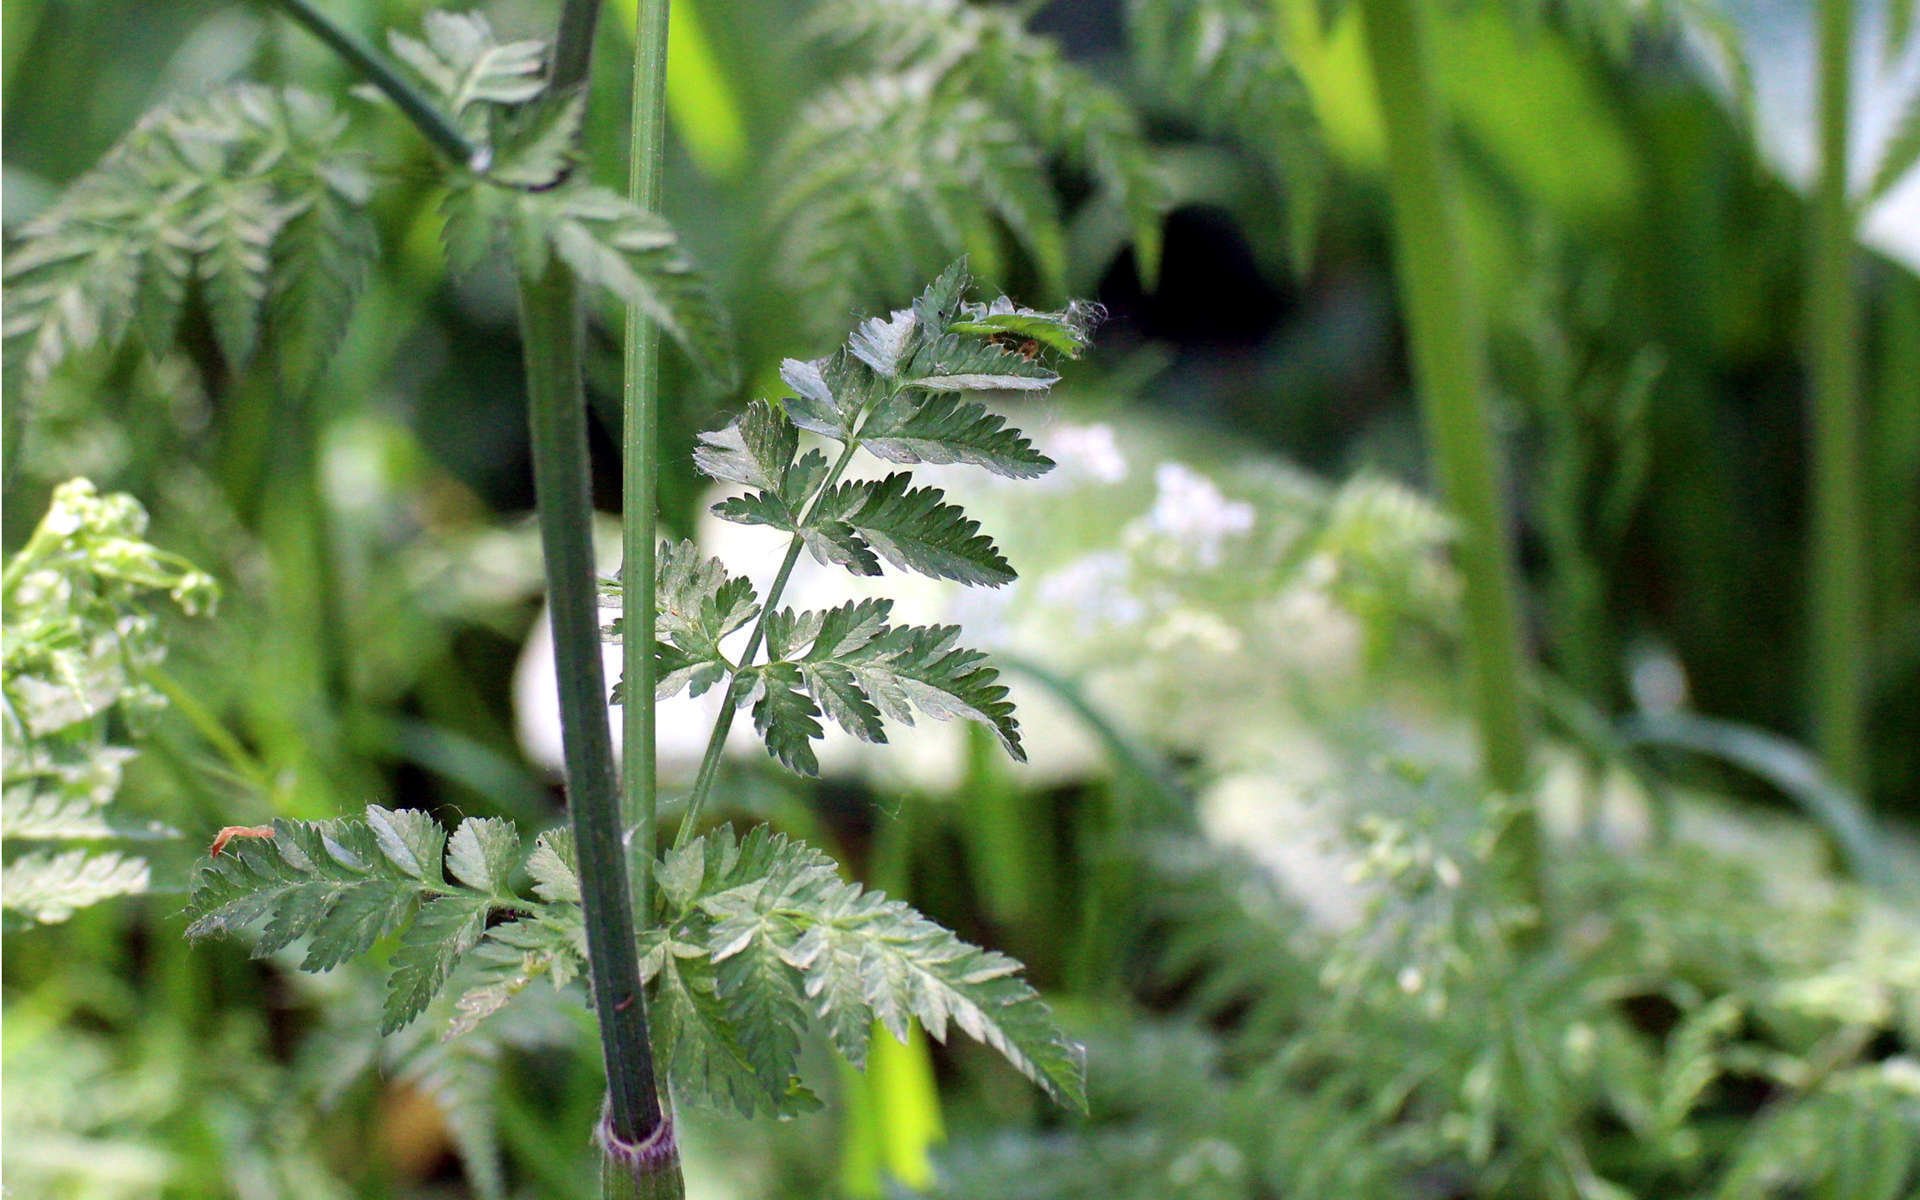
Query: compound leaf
525,186,735,386
5,86,371,393
625,540,760,702
650,941,820,1116
840,624,1024,759
858,391,1055,478
388,11,546,119
385,893,491,1034
657,825,1085,1108
1,850,149,927
185,806,564,1038
810,472,1014,585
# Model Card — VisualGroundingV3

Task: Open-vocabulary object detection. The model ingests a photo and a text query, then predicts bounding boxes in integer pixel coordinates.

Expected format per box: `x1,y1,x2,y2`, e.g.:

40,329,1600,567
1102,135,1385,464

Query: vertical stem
518,261,668,1154
553,0,608,98
623,0,671,923
1356,0,1538,889
535,6,682,1193
1809,0,1867,792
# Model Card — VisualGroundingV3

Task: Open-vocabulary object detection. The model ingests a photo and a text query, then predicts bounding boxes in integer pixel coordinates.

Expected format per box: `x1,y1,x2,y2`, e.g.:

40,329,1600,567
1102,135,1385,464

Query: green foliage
935,757,1920,1200
1126,0,1328,270
593,264,1093,1116
185,805,1085,1121
612,262,1093,774
641,824,1086,1116
1866,89,1920,208
387,12,547,126
1,10,734,406
2,85,377,394
2,480,215,929
398,11,735,385
185,804,586,1035
769,0,1165,319
629,537,762,704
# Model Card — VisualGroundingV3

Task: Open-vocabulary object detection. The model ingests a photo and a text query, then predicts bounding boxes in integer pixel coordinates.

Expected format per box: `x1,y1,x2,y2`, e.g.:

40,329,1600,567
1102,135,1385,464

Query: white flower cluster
1125,462,1256,570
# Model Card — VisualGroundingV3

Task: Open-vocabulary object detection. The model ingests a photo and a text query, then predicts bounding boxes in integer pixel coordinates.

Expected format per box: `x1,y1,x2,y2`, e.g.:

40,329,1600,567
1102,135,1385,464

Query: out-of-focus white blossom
1125,462,1256,569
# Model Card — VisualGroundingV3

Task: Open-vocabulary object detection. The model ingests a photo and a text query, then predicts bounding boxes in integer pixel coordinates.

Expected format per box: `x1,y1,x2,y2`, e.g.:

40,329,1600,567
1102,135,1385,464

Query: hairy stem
1808,0,1867,791
264,0,481,168
676,438,863,845
553,0,608,98
1357,0,1539,893
622,0,671,927
519,260,664,1146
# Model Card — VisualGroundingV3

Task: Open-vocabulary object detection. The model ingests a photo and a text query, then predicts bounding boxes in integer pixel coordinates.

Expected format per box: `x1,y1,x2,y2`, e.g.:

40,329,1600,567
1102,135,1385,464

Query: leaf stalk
264,0,482,168
675,438,863,845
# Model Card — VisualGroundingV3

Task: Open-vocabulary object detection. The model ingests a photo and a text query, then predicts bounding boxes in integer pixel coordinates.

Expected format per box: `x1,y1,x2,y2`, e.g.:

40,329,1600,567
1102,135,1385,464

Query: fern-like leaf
508,186,736,385
626,539,760,703
654,825,1086,1109
387,12,546,124
858,390,1055,478
445,909,588,1038
184,805,571,1036
809,473,1014,585
736,600,1025,768
270,164,378,391
3,86,375,393
1,849,149,927
746,663,826,775
384,894,492,1034
770,74,1060,312
1127,0,1327,270
646,930,822,1116
772,0,1165,309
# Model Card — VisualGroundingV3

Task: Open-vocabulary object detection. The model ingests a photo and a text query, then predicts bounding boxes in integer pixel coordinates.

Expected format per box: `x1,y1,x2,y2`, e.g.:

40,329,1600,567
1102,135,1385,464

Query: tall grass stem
1356,0,1539,899
1808,0,1867,791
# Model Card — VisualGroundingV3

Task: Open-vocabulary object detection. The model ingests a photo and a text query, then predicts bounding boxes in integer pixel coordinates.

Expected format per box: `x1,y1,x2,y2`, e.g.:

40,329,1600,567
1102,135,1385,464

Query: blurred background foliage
4,0,1918,1196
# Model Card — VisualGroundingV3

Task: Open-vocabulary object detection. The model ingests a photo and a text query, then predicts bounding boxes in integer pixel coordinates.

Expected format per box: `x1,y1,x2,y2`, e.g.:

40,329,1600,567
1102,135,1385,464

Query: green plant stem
1356,0,1538,893
622,0,672,924
518,260,665,1150
1808,0,1867,792
553,0,608,97
598,1106,686,1200
264,0,480,168
144,666,271,791
676,440,863,846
